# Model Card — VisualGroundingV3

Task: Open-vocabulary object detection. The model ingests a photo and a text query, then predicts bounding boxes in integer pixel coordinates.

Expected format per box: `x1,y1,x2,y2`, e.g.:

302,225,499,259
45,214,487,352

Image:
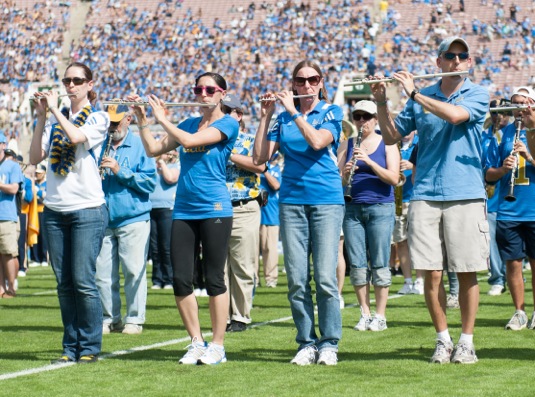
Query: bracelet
138,123,150,129
262,164,269,173
291,112,302,121
410,89,419,101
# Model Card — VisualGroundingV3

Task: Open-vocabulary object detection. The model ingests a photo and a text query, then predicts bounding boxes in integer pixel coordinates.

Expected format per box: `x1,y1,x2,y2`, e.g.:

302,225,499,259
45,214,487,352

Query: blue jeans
150,208,173,287
447,271,459,295
343,203,395,287
43,205,108,359
280,204,344,352
96,220,150,325
487,212,506,286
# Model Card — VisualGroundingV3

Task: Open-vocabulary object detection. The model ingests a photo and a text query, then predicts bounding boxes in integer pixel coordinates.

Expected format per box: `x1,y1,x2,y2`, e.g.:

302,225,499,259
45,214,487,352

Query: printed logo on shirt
119,156,130,169
214,202,223,211
184,146,207,153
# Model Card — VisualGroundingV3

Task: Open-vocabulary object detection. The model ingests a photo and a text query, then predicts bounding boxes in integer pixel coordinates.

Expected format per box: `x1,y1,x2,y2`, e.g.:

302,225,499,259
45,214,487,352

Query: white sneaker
198,342,227,365
317,350,338,366
163,284,173,290
354,311,372,332
151,284,163,290
488,284,505,296
339,294,345,309
430,338,454,364
446,294,459,309
451,341,478,364
290,345,318,365
398,282,413,295
28,261,40,268
367,314,387,331
41,261,49,267
193,288,202,297
505,310,528,331
18,270,26,277
266,281,277,288
179,337,207,365
199,289,209,297
411,280,424,295
122,324,143,335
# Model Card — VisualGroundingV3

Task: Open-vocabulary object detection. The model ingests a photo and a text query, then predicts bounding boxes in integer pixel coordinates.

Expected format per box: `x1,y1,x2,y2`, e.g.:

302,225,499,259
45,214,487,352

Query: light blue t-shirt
150,162,179,209
400,134,418,202
395,78,489,201
173,115,239,219
0,159,23,221
267,100,344,205
485,123,535,221
259,163,281,226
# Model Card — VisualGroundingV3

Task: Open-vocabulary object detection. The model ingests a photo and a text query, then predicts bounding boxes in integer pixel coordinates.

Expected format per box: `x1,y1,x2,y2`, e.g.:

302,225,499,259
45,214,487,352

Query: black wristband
410,89,420,101
263,164,269,173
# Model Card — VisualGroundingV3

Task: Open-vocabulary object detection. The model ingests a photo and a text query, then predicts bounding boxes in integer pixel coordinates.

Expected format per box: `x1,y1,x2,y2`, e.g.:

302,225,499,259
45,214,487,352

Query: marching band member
129,72,238,365
341,100,399,332
485,87,535,331
253,60,344,366
370,37,489,364
30,62,109,364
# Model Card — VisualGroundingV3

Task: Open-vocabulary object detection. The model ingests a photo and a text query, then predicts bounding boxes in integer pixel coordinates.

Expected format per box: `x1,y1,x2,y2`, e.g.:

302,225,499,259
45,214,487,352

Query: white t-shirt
42,102,109,212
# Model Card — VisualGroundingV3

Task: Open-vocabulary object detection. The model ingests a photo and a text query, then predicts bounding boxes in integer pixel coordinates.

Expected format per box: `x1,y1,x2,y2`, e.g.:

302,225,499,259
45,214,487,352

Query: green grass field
0,264,533,397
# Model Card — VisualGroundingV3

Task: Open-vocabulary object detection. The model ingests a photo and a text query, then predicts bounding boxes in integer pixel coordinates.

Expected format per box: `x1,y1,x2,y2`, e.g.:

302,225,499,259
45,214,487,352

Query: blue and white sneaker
179,337,207,365
198,342,227,365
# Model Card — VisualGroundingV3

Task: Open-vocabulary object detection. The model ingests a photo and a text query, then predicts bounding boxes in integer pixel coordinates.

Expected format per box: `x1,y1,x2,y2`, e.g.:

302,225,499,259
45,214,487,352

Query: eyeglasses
61,77,88,86
443,52,469,61
352,113,374,121
294,75,322,87
192,85,225,96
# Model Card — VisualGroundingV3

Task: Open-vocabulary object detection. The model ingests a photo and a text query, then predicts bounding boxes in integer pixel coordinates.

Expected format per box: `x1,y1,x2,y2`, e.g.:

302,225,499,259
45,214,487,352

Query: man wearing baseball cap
486,86,535,331
371,36,490,364
0,133,24,298
94,103,156,335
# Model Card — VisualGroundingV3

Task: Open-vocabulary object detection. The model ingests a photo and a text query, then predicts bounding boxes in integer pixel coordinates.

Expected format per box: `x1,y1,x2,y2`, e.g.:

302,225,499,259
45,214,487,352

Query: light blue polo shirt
173,115,239,220
267,100,344,205
0,159,23,221
395,78,489,201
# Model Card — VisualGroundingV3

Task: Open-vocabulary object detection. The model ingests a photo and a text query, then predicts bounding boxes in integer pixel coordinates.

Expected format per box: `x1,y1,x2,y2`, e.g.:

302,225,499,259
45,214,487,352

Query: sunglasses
61,77,88,86
352,113,375,121
192,85,225,96
294,75,322,87
443,52,469,61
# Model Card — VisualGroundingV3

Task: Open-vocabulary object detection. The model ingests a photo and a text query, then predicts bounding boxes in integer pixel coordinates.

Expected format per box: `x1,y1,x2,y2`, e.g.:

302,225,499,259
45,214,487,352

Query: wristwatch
410,89,420,101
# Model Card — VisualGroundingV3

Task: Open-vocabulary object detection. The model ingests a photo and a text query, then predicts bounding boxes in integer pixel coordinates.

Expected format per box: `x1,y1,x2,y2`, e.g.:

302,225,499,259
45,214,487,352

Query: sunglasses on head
61,77,88,86
443,52,469,60
192,85,225,96
352,113,374,121
294,75,322,87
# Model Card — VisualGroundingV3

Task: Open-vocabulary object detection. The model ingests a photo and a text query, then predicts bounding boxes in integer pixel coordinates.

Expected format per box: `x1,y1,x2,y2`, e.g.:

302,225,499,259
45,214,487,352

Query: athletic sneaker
102,321,124,334
179,338,208,365
430,338,453,364
317,350,338,366
198,343,227,365
367,314,387,332
398,282,413,295
488,284,505,296
290,345,318,366
446,294,459,309
122,324,143,335
528,312,535,330
451,342,478,364
505,310,528,331
354,311,372,331
411,279,424,295
78,354,98,364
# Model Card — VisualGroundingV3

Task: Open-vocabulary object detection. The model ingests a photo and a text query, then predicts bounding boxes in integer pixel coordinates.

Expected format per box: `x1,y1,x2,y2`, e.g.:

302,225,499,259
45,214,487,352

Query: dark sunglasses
192,85,225,95
61,77,88,86
352,113,374,121
294,75,322,87
443,52,469,60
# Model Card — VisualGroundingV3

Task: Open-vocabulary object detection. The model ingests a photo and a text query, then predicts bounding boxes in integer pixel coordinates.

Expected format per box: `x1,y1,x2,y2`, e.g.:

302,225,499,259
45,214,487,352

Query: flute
344,71,469,86
101,100,216,108
259,94,316,102
29,94,76,101
489,105,531,113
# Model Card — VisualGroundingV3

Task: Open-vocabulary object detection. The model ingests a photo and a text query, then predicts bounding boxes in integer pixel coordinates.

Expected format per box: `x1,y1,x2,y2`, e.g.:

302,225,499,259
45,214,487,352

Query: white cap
352,100,377,115
511,86,535,102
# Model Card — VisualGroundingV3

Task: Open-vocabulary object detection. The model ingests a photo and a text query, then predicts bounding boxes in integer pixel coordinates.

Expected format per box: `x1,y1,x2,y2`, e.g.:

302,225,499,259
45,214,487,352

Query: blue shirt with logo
173,114,239,219
150,162,179,209
267,100,344,205
395,78,489,201
0,159,23,221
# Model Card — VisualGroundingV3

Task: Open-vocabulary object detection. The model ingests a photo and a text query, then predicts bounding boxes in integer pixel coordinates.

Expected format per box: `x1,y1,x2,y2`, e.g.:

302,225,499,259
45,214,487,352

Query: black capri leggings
171,217,233,297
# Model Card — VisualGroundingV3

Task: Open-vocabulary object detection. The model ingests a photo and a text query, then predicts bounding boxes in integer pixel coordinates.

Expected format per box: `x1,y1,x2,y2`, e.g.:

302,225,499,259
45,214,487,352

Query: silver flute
259,94,316,102
344,71,469,86
101,100,216,108
29,94,76,101
490,105,531,113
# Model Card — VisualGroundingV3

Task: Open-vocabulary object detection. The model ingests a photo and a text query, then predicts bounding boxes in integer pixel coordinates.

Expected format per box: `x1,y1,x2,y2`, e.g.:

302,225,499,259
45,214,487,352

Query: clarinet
343,127,363,203
99,132,115,179
504,117,522,202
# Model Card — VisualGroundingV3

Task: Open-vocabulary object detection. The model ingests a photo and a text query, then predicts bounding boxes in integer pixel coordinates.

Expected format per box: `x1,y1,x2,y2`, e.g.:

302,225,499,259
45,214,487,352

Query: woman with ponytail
30,62,109,364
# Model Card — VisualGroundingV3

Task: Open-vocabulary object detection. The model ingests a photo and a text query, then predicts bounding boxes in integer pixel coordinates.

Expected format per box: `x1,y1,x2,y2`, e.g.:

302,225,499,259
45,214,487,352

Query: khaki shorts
0,221,20,256
392,202,409,243
408,200,489,272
